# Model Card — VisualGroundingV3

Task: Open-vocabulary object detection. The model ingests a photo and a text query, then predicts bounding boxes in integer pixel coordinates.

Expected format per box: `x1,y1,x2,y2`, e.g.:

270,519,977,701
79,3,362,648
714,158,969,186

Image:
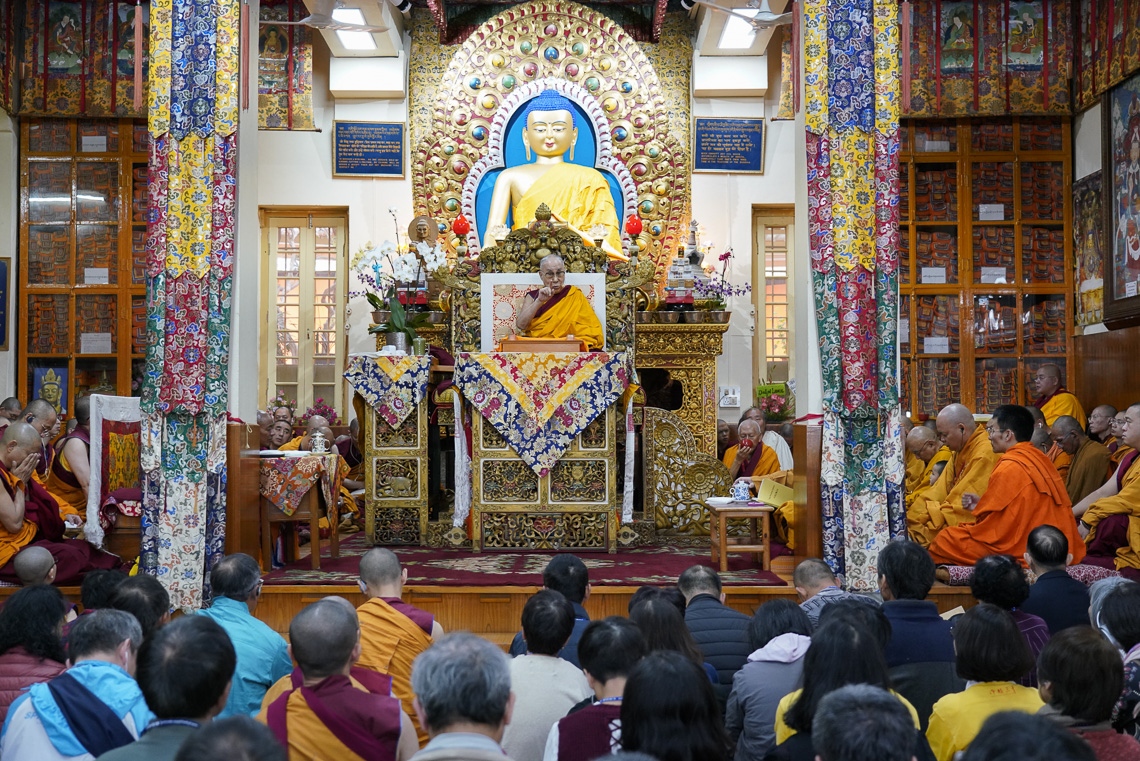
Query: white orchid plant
351,210,451,341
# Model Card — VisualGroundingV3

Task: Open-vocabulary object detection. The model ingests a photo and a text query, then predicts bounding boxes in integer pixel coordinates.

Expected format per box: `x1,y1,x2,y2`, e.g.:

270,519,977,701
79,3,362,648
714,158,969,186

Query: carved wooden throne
439,206,654,551
641,406,732,536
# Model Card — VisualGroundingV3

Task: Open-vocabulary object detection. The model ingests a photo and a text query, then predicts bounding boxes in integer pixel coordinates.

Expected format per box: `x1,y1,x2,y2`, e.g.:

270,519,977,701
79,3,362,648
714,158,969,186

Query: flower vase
385,332,409,354
372,310,391,324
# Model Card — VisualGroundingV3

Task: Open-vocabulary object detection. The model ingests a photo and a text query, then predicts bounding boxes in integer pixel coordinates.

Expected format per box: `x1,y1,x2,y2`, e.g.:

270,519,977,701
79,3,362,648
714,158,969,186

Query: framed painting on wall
1103,70,1140,328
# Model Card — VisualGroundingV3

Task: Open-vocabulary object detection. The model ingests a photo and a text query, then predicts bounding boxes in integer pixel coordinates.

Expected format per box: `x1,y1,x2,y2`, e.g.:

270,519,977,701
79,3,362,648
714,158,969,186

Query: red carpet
264,533,787,588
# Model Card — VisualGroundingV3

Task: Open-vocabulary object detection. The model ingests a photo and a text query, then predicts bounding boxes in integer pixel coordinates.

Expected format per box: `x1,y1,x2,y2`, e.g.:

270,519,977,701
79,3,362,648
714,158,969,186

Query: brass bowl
656,311,681,324
425,310,448,324
707,311,731,324
636,311,656,324
682,311,708,324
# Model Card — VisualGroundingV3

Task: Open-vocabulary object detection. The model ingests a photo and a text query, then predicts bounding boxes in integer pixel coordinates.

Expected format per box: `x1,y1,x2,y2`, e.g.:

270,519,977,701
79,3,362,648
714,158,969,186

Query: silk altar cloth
344,355,432,429
260,454,344,518
455,352,632,477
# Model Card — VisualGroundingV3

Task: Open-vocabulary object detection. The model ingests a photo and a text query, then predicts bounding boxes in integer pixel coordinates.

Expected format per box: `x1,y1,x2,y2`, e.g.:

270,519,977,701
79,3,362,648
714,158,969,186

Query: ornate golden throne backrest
441,205,655,354
642,406,731,535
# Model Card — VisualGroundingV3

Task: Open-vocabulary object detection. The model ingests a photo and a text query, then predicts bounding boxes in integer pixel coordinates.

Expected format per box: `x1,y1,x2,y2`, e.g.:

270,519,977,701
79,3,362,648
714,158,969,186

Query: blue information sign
692,117,765,174
333,121,405,178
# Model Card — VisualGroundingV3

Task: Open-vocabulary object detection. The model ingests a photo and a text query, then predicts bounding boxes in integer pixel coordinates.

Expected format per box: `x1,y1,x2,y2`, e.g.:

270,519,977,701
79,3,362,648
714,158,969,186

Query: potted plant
695,248,751,323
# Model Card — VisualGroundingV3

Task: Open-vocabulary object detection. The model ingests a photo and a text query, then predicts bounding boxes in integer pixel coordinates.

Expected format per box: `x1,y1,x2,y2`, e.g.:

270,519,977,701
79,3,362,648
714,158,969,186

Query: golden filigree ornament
412,0,688,280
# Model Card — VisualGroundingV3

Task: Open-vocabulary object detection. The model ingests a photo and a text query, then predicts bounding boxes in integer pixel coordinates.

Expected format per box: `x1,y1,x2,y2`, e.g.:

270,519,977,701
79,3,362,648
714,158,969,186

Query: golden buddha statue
485,90,624,258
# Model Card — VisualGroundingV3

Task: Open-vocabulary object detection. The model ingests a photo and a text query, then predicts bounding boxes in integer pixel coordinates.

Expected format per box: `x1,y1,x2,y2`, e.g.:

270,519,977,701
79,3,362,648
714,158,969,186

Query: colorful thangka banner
259,0,315,130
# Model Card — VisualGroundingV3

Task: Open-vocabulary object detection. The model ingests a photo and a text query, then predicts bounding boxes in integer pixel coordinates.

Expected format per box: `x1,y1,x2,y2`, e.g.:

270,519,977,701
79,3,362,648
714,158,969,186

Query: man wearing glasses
1032,363,1087,429
928,404,1085,567
1051,415,1112,505
909,404,999,548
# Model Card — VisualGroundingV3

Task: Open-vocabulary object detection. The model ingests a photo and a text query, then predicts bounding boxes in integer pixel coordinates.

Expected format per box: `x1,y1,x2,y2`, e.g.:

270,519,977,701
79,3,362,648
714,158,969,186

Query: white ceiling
301,0,406,57
692,0,790,57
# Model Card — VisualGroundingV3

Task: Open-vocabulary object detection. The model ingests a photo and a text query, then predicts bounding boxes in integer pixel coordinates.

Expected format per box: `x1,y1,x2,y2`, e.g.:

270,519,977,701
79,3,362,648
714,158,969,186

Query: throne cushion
479,273,606,352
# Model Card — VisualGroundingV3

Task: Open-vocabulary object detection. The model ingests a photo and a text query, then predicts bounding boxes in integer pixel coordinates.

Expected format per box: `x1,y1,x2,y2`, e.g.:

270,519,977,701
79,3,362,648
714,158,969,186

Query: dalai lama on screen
514,253,603,350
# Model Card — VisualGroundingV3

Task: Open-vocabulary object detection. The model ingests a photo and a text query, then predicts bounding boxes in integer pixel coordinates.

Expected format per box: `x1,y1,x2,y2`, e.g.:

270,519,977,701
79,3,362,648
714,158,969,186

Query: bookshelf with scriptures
899,117,1073,420
17,118,148,415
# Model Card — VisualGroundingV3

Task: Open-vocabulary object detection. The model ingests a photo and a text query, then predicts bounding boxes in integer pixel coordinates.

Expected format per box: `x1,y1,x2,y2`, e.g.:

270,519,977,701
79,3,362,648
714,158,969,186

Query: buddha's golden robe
512,162,622,254
910,426,999,547
525,286,603,350
1037,390,1087,428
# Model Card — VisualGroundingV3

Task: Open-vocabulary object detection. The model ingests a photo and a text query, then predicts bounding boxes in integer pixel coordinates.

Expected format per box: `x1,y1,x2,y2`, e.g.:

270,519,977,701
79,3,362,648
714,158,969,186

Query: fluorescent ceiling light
337,30,377,49
331,7,365,24
718,9,758,49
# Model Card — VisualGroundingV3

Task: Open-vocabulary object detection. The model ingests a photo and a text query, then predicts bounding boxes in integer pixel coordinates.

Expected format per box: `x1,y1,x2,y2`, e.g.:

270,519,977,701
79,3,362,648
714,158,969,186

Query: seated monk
356,548,444,748
268,420,294,450
279,415,329,452
260,597,417,760
722,418,780,482
1051,415,1112,505
1032,363,1087,428
1027,405,1072,481
514,254,604,350
0,423,121,585
1110,410,1135,468
903,417,924,491
1030,428,1052,455
44,395,92,521
336,418,364,493
20,399,60,487
910,404,999,547
929,405,1085,567
1089,405,1119,450
904,425,952,514
0,397,20,424
1075,402,1140,572
257,410,276,450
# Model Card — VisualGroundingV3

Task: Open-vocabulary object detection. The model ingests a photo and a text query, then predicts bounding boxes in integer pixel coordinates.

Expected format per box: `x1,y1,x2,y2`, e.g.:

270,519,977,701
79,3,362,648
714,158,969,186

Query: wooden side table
708,501,774,572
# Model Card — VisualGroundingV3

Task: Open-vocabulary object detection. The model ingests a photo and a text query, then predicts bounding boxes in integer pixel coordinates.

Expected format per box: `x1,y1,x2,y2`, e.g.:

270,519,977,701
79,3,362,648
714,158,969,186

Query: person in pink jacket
0,584,67,720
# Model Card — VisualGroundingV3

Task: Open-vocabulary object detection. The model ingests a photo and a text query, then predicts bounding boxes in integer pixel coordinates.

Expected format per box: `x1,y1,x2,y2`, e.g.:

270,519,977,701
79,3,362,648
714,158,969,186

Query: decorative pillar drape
804,0,905,591
140,0,239,610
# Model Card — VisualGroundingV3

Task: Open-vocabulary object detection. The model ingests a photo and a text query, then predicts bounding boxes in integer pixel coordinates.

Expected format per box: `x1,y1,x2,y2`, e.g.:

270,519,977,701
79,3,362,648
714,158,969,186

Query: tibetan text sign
693,117,765,174
333,121,405,178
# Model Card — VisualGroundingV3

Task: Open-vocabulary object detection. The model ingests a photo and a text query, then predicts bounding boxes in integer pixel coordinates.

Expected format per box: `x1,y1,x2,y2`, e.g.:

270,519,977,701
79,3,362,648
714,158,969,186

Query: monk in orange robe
1076,403,1140,571
355,548,443,748
929,405,1085,567
515,254,603,350
910,405,1000,547
260,598,417,761
723,418,780,481
0,423,120,584
1032,363,1086,428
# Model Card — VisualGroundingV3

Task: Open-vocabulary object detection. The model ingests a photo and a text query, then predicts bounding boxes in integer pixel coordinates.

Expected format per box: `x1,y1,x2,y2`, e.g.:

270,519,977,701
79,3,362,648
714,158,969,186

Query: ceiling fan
681,0,793,29
268,0,389,33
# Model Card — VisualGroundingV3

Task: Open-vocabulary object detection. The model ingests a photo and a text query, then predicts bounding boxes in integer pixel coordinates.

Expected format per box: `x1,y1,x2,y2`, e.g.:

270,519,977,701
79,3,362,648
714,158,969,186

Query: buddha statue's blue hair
520,90,576,127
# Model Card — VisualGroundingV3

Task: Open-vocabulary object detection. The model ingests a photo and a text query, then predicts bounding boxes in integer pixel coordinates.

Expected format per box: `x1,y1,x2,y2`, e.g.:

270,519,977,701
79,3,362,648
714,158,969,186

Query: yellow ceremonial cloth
0,468,39,568
929,443,1084,567
910,426,999,547
722,444,781,479
525,286,604,350
44,449,86,520
1039,391,1087,428
357,597,433,747
280,436,303,451
260,672,375,714
1065,438,1113,505
1112,444,1135,468
512,163,622,254
1084,456,1140,570
1047,442,1071,482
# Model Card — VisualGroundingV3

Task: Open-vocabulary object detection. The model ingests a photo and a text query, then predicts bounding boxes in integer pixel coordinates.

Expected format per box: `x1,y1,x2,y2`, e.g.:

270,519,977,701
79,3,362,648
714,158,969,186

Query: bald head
3,421,44,452
305,416,329,433
737,419,762,442
1034,363,1062,397
740,407,766,427
793,558,837,595
938,404,974,428
13,546,56,585
1030,428,1052,454
289,599,360,680
257,410,273,428
21,399,56,423
359,548,404,591
906,426,939,463
1089,405,1118,439
0,398,21,421
1051,415,1086,455
1124,404,1140,449
1025,404,1047,429
935,404,976,453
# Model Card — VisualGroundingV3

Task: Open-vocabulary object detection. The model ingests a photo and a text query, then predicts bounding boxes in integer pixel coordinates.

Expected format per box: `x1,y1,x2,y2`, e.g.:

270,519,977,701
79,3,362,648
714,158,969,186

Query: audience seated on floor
925,604,1044,761
793,558,879,630
109,573,171,639
409,632,516,761
543,616,646,761
13,545,57,586
877,540,960,731
1037,626,1140,760
959,712,1095,761
814,684,920,761
909,405,998,547
630,593,719,685
174,715,286,761
1076,403,1140,572
260,597,417,761
502,590,591,761
1020,525,1091,634
678,564,751,708
0,609,151,760
620,650,730,761
969,554,1050,687
99,616,236,761
725,599,812,761
1100,582,1140,739
0,585,67,721
510,554,589,667
357,548,442,748
929,405,1085,567
198,553,292,719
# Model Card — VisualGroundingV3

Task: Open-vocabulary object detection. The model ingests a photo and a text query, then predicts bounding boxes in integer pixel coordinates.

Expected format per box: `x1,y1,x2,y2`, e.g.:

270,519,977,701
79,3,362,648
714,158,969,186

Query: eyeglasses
984,424,1006,436
1051,431,1074,445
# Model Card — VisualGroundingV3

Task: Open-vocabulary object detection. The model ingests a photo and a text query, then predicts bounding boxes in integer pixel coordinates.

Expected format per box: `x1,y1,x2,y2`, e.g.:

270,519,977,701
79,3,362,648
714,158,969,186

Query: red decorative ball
452,215,471,235
625,214,643,235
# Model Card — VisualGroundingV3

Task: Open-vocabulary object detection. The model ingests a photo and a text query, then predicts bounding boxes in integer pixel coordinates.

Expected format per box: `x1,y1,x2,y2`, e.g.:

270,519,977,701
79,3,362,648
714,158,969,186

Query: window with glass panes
753,213,794,384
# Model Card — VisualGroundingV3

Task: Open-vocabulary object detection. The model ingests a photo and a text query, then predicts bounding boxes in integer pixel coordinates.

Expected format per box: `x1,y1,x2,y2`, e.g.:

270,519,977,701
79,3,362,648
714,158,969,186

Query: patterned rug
264,534,787,587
